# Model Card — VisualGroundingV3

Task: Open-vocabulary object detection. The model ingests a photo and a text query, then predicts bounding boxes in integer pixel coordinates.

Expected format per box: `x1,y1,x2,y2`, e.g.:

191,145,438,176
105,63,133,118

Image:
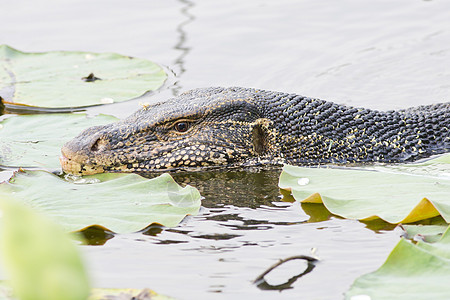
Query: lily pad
345,226,450,299
89,288,174,300
0,113,118,169
371,153,450,179
0,170,201,233
0,198,90,300
279,154,450,224
401,224,447,243
0,285,175,300
0,45,167,108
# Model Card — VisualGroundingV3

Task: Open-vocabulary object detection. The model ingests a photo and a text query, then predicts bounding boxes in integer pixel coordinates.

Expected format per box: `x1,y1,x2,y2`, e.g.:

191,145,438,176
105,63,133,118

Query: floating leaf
89,288,174,300
371,154,450,179
0,170,14,183
279,155,450,224
0,197,90,300
0,171,201,233
401,224,447,243
0,113,118,169
0,282,13,299
0,284,175,300
0,45,167,108
345,226,450,299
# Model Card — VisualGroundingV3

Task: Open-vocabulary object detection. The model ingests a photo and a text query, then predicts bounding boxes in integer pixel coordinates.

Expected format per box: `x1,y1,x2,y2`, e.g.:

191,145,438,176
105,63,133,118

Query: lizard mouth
59,154,105,176
60,145,106,175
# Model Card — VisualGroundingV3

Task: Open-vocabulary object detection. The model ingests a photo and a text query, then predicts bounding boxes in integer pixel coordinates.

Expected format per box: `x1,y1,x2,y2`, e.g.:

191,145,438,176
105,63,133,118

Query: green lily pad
0,45,167,108
0,170,201,233
0,282,13,300
0,113,118,169
0,198,90,300
401,224,448,243
279,154,450,224
0,285,175,300
371,153,450,179
88,288,174,300
345,226,450,299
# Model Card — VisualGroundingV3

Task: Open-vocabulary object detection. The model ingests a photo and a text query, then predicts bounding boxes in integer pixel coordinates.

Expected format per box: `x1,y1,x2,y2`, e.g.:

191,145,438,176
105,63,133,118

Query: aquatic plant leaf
0,282,13,299
279,154,450,224
0,170,14,183
89,288,174,300
0,45,166,108
0,285,176,300
0,197,90,300
401,224,448,243
345,226,450,299
0,113,118,169
0,170,201,233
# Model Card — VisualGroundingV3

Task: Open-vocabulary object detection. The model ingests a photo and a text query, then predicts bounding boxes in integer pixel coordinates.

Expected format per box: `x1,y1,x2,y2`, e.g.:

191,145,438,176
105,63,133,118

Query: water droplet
297,178,309,186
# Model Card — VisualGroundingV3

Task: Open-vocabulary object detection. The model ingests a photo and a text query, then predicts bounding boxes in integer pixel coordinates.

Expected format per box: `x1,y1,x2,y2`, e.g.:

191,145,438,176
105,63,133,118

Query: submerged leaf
0,113,118,169
0,171,201,233
0,197,90,300
345,226,450,299
279,154,450,224
0,45,166,108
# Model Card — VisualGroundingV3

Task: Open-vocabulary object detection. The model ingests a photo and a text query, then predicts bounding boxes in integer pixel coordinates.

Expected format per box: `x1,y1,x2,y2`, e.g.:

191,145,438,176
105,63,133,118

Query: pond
2,0,450,298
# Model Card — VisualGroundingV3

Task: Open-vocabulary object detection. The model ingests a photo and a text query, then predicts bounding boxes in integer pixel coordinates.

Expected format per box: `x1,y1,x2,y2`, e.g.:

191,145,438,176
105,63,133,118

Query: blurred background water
2,0,450,299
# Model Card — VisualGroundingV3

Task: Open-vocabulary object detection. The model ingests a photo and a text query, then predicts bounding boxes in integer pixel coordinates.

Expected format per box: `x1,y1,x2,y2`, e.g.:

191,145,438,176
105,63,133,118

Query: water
2,0,450,298
80,170,400,300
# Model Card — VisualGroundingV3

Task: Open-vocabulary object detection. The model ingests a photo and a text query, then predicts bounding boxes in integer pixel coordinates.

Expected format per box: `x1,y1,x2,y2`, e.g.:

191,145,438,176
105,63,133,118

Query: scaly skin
60,87,450,175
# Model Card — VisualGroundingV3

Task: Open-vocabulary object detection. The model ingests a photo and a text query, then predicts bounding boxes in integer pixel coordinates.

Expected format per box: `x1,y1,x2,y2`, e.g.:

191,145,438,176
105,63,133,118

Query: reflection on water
0,98,4,115
253,255,318,291
173,169,283,208
78,225,115,246
171,0,195,96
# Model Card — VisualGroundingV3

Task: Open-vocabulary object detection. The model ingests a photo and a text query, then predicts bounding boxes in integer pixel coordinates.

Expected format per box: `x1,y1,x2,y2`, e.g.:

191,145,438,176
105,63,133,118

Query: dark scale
259,90,449,164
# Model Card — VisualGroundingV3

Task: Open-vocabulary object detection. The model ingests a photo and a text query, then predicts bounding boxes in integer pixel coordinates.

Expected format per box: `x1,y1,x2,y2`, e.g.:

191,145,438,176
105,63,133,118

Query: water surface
2,0,450,298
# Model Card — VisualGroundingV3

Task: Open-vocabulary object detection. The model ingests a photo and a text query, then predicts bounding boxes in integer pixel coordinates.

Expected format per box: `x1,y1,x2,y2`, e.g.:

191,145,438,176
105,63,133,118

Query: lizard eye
174,121,190,132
